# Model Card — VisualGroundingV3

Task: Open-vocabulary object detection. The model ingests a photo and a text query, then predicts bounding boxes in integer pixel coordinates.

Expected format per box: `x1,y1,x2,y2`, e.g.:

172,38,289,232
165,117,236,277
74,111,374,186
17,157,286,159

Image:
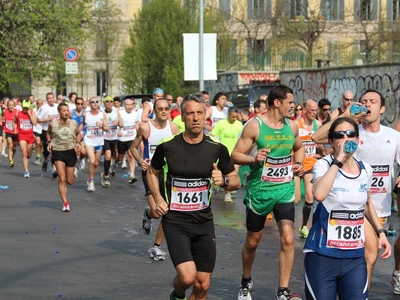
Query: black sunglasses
343,97,354,102
332,130,357,139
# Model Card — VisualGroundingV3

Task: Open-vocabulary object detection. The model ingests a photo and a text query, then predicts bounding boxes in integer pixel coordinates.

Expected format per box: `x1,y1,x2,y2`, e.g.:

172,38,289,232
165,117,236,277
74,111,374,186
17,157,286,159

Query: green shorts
244,182,295,216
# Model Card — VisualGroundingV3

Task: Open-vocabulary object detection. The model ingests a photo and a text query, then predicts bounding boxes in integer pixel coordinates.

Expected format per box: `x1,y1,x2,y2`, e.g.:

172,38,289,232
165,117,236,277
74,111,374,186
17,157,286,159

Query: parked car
225,82,279,111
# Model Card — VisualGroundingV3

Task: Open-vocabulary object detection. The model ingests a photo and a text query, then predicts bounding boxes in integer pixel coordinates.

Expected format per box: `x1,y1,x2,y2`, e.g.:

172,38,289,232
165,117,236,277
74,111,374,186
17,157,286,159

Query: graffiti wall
280,64,400,125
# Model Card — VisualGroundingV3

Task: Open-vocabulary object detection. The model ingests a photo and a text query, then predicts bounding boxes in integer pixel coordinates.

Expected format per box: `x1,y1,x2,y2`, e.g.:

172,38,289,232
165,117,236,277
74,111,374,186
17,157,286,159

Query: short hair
75,97,84,103
154,99,168,110
181,93,206,114
318,98,331,109
201,90,210,95
113,96,121,102
328,117,359,140
267,85,293,107
228,107,239,114
57,102,69,112
212,92,227,106
360,89,385,107
240,109,250,116
254,99,267,109
141,96,150,104
46,92,54,98
68,92,77,99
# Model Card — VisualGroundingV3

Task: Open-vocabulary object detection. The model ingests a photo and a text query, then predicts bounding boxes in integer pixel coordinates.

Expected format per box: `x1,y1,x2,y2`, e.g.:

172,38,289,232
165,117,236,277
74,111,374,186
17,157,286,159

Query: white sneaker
74,168,79,178
238,280,253,300
121,160,127,169
148,245,166,261
62,204,70,212
2,151,8,158
391,271,400,294
79,159,85,170
224,193,233,203
87,180,95,192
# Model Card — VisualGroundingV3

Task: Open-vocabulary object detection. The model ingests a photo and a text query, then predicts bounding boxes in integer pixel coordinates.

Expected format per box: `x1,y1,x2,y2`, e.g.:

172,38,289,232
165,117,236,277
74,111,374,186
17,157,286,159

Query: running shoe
34,157,41,165
62,203,70,212
24,171,30,178
10,159,15,167
87,180,95,192
238,280,253,300
2,151,8,158
74,167,79,178
129,173,138,184
121,160,127,169
79,159,85,170
275,289,302,300
299,226,309,239
101,172,110,187
110,166,116,177
42,160,48,171
224,193,233,203
168,290,186,300
391,271,400,294
52,170,58,178
141,206,152,235
148,245,166,261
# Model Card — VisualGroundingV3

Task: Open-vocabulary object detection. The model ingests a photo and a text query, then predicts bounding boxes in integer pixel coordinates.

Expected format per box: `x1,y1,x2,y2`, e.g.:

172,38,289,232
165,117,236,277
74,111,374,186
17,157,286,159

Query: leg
242,229,264,278
154,222,165,247
364,218,379,289
294,175,301,204
19,140,29,171
189,271,212,300
54,160,68,204
392,237,400,294
277,219,295,288
173,261,197,298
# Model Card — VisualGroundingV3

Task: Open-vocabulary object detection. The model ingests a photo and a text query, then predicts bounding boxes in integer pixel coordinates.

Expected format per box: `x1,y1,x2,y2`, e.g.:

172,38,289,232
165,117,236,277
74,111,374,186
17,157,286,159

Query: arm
290,120,305,174
117,110,123,128
212,145,241,191
28,109,37,126
330,108,340,120
102,112,109,132
147,165,169,217
12,113,18,134
46,122,53,152
141,102,152,122
364,193,392,259
170,122,180,135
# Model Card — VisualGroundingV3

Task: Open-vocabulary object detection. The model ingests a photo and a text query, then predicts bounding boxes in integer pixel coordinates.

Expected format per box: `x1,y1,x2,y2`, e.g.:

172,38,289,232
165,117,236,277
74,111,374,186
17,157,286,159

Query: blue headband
153,88,164,95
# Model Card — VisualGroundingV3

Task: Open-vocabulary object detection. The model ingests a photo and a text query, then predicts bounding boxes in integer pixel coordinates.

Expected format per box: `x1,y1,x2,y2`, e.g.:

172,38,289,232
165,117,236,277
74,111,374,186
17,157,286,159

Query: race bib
170,177,210,211
123,125,136,138
261,154,293,183
370,165,389,194
303,140,317,158
5,120,13,130
105,125,117,139
87,125,102,138
20,120,32,130
327,209,365,250
149,144,157,160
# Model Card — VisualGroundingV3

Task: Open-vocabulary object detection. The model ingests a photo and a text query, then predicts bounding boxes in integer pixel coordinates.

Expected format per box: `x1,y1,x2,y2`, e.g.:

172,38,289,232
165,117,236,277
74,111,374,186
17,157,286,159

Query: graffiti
283,68,400,125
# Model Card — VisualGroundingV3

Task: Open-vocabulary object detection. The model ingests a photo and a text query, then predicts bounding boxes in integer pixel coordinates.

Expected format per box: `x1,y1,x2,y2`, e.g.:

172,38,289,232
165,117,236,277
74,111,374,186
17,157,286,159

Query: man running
70,97,86,176
130,98,179,261
3,99,18,167
33,99,43,165
147,93,240,300
47,102,80,212
232,85,305,300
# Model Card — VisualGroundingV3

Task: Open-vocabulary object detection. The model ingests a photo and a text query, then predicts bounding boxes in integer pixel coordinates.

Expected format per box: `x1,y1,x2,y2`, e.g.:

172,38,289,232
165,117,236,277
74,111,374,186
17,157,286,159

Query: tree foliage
0,0,93,97
120,0,216,96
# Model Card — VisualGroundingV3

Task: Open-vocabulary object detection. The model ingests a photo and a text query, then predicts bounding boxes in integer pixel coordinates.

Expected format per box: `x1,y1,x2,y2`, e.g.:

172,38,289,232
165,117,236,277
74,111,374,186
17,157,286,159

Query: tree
120,0,216,96
0,0,92,98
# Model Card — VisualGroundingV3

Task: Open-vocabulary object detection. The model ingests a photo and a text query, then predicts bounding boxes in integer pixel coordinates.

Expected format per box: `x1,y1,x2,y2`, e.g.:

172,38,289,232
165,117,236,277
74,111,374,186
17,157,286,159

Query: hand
141,158,150,171
395,175,400,189
117,132,123,137
255,148,270,163
154,199,169,218
344,103,364,124
96,121,102,127
112,120,118,125
293,163,304,176
378,234,392,260
211,163,223,186
47,143,52,153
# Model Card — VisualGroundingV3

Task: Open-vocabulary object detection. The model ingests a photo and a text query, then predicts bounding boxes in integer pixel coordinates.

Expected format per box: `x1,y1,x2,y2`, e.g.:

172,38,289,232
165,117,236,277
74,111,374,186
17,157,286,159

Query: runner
46,102,80,212
141,88,164,122
33,99,44,165
147,93,240,299
82,97,109,192
70,97,86,176
205,92,228,131
3,99,19,167
231,84,305,300
130,98,179,261
13,100,37,178
330,90,354,119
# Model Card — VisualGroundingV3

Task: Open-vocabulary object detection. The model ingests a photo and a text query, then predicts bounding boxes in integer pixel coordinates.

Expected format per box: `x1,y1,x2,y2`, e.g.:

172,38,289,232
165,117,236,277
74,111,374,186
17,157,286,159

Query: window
220,0,231,19
326,39,340,63
95,41,107,57
247,39,266,66
360,0,371,20
290,0,303,19
321,0,344,21
96,72,107,97
94,0,105,10
394,0,400,20
247,0,271,20
359,40,367,54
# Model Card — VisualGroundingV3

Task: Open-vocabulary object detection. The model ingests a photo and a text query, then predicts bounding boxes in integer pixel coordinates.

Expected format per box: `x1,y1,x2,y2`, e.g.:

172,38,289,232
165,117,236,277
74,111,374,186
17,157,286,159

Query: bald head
304,99,318,121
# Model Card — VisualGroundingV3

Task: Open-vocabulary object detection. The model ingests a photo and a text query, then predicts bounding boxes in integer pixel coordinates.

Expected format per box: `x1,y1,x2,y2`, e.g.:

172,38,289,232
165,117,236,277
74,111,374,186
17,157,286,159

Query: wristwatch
331,158,343,168
377,228,388,237
222,175,230,187
295,162,303,166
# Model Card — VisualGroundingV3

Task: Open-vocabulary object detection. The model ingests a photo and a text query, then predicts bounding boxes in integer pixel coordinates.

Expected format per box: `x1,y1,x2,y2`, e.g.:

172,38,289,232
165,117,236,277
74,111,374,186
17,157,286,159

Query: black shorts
162,219,216,273
103,139,117,156
52,149,77,168
34,132,41,138
0,126,3,136
142,169,164,197
246,202,295,232
6,132,18,142
117,140,133,154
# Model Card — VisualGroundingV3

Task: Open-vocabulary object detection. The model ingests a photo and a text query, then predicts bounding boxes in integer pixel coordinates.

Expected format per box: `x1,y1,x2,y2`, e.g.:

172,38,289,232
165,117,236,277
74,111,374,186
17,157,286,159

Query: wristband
376,228,387,237
331,158,343,168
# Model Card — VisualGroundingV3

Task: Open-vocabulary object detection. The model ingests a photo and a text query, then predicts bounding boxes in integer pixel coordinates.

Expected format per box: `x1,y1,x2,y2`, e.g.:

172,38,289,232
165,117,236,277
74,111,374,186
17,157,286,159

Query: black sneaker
141,206,152,235
275,289,302,300
52,170,58,178
42,160,48,171
168,290,186,300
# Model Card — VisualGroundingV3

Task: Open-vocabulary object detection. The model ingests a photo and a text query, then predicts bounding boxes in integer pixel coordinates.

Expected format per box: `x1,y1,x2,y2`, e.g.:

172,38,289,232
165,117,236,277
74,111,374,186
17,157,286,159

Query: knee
58,176,67,184
193,278,210,295
245,236,261,251
280,232,295,248
66,178,74,185
179,272,196,287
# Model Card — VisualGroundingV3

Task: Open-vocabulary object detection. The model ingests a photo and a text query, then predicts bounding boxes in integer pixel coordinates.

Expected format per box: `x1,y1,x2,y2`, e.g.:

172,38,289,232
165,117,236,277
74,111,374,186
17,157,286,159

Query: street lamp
199,0,204,91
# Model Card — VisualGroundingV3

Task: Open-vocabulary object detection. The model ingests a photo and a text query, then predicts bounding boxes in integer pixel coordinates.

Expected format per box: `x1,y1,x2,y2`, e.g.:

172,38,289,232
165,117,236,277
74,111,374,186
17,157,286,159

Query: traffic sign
65,62,78,74
64,47,79,62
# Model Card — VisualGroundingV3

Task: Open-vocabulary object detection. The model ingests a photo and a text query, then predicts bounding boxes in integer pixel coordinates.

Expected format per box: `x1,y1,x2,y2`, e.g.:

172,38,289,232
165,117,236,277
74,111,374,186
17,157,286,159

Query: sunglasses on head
332,130,357,139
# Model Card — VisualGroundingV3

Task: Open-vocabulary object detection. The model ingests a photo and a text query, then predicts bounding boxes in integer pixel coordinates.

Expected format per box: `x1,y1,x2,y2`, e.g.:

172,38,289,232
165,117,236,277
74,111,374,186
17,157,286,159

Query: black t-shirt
151,133,235,224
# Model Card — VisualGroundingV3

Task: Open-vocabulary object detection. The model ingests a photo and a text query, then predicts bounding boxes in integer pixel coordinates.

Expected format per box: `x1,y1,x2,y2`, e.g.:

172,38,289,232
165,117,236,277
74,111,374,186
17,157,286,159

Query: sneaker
79,159,85,170
62,204,70,212
299,226,309,239
9,159,14,167
42,160,48,171
74,168,79,178
24,171,30,178
275,289,302,300
391,271,400,294
238,280,253,300
52,170,58,178
141,206,152,235
224,193,233,203
148,245,166,261
110,166,116,177
129,174,138,184
34,157,41,165
101,172,110,187
87,180,95,192
2,151,8,158
121,160,127,169
169,290,186,300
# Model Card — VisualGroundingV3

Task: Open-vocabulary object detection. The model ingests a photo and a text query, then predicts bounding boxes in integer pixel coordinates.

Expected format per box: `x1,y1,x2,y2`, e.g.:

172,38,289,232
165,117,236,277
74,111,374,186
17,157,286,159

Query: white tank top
144,120,173,160
83,111,104,147
211,106,227,127
38,104,59,131
119,110,138,142
104,109,118,140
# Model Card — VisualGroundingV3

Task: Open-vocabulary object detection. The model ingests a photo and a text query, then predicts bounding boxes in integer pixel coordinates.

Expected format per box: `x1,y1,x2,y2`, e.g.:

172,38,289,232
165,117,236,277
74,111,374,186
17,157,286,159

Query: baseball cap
22,100,31,109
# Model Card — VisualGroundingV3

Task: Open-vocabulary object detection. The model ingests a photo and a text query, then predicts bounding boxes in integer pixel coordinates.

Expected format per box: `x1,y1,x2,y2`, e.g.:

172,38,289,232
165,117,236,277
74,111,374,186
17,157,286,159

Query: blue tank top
71,109,84,127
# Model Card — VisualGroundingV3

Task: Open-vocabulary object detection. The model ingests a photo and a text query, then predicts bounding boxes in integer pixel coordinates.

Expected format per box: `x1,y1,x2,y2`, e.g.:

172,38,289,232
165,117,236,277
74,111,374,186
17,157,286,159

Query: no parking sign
64,47,79,74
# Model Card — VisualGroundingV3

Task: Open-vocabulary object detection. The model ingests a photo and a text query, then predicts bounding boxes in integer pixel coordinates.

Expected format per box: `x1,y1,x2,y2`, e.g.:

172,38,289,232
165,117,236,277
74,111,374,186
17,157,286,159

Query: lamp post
199,0,204,91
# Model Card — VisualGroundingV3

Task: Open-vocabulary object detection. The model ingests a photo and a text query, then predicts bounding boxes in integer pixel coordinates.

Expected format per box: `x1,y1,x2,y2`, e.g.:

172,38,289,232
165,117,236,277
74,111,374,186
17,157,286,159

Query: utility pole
199,0,204,91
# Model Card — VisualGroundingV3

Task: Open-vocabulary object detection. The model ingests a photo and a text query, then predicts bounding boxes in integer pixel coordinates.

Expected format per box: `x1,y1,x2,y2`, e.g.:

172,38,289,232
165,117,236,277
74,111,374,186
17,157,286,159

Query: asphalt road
0,152,399,300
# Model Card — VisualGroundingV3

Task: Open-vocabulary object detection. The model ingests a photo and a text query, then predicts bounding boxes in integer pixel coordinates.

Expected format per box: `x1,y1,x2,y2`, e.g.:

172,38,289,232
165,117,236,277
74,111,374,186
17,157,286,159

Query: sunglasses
104,100,113,103
157,107,170,112
343,97,354,102
76,103,83,105
295,108,303,111
91,101,99,104
322,108,331,112
332,130,357,139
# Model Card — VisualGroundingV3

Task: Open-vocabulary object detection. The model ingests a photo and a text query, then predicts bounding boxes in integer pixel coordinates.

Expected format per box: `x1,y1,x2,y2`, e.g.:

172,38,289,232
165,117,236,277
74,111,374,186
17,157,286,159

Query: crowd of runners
1,86,400,300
